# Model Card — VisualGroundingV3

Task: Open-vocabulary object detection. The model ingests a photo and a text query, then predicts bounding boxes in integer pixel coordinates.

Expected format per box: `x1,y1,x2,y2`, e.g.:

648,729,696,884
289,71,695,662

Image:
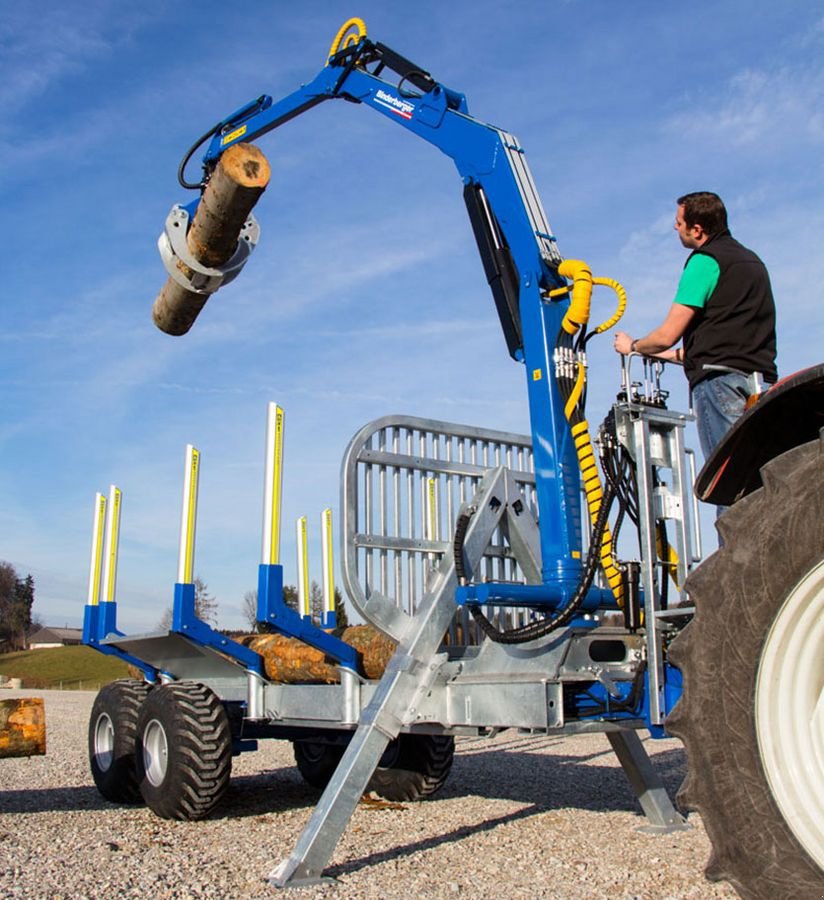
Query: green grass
0,645,130,690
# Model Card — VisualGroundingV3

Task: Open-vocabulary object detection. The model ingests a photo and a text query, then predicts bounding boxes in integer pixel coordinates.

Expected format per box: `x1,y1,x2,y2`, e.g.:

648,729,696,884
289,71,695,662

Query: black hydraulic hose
177,122,223,190
658,521,670,610
453,511,472,582
469,480,616,644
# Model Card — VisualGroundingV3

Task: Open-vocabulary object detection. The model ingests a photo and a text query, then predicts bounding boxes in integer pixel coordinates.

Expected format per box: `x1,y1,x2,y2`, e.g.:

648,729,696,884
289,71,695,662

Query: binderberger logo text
375,89,414,119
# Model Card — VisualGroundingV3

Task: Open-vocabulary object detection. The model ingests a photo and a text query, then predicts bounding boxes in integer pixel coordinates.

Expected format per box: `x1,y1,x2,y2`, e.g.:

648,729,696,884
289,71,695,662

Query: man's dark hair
677,191,728,236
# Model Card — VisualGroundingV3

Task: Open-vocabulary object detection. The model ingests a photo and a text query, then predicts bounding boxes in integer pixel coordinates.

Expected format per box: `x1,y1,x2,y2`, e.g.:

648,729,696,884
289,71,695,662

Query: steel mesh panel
341,415,537,645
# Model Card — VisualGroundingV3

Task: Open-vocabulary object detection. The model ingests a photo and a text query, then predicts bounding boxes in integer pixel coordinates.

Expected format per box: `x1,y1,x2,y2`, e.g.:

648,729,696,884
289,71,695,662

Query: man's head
674,191,728,248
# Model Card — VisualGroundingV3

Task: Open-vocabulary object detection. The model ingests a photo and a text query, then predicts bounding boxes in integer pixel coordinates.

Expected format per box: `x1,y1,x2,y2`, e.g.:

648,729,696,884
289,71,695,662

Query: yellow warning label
222,124,247,145
571,550,581,559
532,369,543,381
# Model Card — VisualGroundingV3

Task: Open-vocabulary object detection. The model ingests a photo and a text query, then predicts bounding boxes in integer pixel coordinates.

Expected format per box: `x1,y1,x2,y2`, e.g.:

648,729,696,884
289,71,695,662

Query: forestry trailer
82,19,824,898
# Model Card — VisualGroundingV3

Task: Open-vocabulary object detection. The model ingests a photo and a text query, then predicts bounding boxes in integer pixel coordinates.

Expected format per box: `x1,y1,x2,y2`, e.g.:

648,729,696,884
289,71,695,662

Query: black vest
682,230,777,389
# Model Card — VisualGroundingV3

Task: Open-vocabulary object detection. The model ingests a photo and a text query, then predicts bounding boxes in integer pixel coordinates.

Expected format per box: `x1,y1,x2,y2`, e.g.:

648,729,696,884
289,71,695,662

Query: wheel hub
142,718,169,787
756,557,824,868
93,713,115,772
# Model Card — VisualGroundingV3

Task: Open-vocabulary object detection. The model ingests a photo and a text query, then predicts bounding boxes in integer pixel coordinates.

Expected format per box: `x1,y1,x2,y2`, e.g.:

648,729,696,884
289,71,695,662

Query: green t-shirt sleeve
673,253,720,308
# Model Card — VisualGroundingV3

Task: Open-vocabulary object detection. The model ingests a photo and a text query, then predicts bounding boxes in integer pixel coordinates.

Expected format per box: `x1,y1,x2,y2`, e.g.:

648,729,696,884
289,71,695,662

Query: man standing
614,192,777,462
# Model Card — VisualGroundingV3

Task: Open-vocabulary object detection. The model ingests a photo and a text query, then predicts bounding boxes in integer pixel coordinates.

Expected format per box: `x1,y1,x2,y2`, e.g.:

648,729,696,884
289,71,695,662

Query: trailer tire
368,734,455,802
135,681,232,820
667,436,824,899
89,679,151,803
293,739,345,790
293,734,455,802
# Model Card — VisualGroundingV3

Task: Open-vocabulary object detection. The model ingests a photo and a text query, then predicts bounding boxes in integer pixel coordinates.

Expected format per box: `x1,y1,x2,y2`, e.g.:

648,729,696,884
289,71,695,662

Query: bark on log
247,625,398,684
152,142,271,336
0,698,46,758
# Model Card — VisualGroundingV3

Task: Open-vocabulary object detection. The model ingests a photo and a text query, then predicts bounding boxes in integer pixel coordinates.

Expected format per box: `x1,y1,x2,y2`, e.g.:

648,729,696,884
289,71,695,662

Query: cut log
247,625,398,684
152,142,271,336
0,698,46,758
340,625,397,680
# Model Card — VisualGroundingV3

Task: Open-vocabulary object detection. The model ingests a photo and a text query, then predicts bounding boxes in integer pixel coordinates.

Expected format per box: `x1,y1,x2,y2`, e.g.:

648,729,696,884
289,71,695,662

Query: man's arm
614,303,697,358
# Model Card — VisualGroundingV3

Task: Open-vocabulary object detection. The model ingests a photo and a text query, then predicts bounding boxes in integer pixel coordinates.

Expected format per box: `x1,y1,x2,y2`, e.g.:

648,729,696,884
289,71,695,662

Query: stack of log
126,624,398,684
242,624,397,683
0,698,46,759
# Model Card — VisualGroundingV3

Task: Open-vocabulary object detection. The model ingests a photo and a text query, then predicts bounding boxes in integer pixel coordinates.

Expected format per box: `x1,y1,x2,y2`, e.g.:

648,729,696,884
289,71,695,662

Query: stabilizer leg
607,729,689,833
270,466,518,887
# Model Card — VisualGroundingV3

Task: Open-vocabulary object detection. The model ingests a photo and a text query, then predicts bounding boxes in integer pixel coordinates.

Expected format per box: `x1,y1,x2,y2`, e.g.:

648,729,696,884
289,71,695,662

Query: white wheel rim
756,558,824,867
94,713,115,772
142,718,169,787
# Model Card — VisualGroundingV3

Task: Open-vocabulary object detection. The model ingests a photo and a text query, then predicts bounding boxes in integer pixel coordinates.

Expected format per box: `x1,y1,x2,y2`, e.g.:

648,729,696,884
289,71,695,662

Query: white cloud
665,64,824,150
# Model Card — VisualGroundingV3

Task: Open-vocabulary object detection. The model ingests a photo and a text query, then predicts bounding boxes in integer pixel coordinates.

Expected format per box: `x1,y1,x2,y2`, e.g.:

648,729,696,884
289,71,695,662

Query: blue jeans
692,371,750,459
692,371,750,522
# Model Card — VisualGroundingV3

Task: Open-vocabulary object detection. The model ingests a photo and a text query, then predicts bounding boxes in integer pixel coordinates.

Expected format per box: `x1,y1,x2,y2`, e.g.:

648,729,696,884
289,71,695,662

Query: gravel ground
0,689,737,899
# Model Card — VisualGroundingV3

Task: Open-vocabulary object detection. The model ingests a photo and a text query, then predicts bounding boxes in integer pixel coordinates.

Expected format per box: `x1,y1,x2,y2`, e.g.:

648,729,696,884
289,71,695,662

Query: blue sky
2,1,822,632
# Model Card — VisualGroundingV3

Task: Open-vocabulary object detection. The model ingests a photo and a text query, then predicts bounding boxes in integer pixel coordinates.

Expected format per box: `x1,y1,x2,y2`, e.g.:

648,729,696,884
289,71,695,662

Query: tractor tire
667,436,824,899
293,739,345,790
368,734,455,802
293,734,455,802
89,679,151,803
134,681,232,820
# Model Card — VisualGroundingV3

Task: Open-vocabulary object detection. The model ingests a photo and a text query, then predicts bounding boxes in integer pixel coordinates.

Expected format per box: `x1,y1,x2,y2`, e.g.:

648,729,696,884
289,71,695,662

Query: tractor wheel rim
756,557,824,868
94,713,115,772
142,718,169,787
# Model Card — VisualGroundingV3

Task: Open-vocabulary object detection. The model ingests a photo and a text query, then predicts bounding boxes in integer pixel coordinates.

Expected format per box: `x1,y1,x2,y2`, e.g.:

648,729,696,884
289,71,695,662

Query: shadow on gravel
326,805,544,878
442,742,687,815
219,739,687,820
0,785,124,814
219,772,320,818
0,740,686,824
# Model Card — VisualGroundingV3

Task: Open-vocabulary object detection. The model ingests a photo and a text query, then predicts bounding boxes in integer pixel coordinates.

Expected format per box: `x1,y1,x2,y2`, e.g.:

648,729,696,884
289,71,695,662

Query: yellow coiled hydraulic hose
327,17,368,62
550,260,627,607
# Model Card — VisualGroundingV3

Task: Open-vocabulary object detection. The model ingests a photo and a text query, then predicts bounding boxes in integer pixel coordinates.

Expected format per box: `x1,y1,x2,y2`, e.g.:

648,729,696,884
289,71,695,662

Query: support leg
269,466,515,887
607,729,689,833
269,721,392,886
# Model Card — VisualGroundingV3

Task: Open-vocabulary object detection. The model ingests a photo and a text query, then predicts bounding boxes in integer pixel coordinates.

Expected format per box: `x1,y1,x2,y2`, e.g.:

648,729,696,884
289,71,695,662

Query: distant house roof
29,627,83,645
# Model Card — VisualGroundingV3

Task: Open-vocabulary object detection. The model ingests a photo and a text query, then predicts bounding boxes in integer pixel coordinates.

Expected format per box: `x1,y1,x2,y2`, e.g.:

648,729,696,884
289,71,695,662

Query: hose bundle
463,260,630,644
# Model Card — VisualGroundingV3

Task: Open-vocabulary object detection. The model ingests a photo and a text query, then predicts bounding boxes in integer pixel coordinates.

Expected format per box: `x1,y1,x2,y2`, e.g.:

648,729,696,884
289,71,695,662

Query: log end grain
220,143,272,189
0,697,46,758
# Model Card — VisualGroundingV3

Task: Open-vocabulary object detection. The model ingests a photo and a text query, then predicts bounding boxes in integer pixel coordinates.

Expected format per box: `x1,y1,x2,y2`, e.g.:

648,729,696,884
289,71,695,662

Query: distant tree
334,587,350,629
242,589,259,632
282,584,299,612
310,580,324,622
194,577,218,625
156,575,219,630
0,562,35,651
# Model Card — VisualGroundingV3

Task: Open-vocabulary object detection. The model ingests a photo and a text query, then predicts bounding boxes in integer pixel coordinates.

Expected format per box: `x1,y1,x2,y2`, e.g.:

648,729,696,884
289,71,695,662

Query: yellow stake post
86,492,107,606
102,485,122,604
178,445,200,584
262,403,285,565
321,507,335,618
296,516,310,618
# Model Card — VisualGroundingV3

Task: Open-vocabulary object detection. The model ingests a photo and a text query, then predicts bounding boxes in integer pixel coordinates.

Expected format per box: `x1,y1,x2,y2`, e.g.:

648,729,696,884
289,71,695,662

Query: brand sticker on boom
374,89,414,120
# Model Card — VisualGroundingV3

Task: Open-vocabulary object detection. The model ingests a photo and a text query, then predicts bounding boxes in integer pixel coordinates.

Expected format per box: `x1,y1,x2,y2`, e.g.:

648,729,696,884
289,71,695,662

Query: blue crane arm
188,36,585,592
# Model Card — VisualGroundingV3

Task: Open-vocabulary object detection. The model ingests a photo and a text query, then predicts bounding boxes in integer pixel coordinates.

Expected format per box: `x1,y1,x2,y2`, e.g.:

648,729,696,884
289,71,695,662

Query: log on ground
0,698,46,758
152,142,271,336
